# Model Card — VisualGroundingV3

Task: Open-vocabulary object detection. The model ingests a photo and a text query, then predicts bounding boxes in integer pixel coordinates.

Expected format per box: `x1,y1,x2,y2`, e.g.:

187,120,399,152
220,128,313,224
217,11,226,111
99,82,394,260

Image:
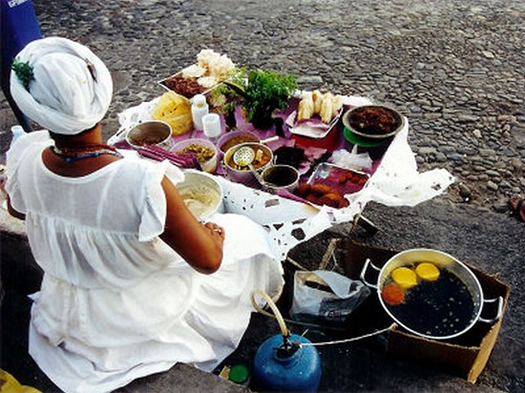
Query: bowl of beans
173,138,218,174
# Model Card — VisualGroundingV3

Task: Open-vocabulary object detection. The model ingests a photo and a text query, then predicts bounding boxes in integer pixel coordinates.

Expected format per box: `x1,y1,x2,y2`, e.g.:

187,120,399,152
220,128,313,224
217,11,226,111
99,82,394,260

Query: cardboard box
333,239,511,383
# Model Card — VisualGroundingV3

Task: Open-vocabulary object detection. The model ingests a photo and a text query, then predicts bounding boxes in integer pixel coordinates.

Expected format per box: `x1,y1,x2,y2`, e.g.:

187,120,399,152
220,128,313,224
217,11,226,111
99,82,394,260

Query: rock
435,152,447,162
418,147,437,155
486,170,500,177
487,180,499,191
458,183,471,200
511,157,523,173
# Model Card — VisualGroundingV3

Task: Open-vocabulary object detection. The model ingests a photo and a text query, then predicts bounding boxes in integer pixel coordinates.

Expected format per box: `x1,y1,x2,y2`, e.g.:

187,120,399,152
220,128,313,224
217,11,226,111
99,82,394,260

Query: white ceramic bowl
176,170,224,221
172,138,218,174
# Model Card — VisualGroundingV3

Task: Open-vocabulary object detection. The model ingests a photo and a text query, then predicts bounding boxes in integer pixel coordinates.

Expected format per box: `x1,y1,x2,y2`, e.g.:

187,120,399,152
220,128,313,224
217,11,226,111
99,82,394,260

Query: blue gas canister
253,333,321,392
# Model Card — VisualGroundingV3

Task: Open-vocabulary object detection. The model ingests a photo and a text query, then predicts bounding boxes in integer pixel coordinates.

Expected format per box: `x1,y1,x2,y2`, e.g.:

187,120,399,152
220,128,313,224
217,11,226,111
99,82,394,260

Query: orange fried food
391,267,418,289
310,183,334,197
415,262,440,281
382,283,405,305
317,192,345,208
338,196,350,208
295,183,312,198
305,194,319,204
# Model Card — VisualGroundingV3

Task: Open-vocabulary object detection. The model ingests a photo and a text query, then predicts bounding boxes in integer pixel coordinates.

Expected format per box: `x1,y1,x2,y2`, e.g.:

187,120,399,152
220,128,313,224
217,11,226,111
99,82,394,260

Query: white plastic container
191,94,209,131
202,113,221,142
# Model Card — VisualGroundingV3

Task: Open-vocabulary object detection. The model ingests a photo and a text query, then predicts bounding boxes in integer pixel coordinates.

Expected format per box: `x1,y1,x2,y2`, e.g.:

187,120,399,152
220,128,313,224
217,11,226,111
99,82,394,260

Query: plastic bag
151,91,193,135
290,270,370,324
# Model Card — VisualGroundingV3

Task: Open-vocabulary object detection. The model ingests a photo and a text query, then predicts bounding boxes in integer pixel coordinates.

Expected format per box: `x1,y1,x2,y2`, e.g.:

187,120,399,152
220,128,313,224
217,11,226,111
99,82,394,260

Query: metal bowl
261,165,300,193
217,130,260,155
176,170,224,221
361,248,503,340
126,120,173,150
223,142,273,187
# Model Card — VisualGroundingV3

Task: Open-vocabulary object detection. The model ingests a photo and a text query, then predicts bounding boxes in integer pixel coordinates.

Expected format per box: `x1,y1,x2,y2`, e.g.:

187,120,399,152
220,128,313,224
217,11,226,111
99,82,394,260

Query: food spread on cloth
111,48,455,260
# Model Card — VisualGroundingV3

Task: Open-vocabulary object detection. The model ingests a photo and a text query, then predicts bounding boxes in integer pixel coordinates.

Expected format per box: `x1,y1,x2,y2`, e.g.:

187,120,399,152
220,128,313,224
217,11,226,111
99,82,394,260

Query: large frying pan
360,249,503,340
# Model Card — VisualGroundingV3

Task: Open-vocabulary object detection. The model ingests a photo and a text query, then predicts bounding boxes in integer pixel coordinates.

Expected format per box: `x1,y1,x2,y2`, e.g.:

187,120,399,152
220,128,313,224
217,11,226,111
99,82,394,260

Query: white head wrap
10,37,113,135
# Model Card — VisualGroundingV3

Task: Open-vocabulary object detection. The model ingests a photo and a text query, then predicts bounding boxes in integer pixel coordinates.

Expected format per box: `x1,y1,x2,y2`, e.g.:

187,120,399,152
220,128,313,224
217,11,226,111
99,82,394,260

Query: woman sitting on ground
5,37,284,393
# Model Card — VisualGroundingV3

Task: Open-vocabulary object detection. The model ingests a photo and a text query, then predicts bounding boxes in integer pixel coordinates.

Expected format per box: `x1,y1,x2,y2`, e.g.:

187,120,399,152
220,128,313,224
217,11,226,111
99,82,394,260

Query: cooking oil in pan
385,269,476,338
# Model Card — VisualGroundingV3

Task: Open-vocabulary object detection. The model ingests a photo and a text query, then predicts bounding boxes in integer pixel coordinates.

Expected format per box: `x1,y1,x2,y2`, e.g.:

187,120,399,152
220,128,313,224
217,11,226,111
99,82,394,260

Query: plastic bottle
191,94,209,131
11,125,26,145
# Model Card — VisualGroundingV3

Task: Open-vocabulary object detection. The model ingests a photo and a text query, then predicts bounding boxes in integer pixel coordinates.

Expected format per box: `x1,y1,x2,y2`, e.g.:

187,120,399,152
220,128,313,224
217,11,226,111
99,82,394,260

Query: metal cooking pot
222,142,273,188
360,248,503,340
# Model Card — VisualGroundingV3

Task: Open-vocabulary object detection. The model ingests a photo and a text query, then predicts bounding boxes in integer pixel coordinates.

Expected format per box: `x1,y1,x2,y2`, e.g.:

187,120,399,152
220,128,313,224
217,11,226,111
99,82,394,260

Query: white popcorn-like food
181,64,206,79
197,49,236,81
197,49,221,68
197,76,219,89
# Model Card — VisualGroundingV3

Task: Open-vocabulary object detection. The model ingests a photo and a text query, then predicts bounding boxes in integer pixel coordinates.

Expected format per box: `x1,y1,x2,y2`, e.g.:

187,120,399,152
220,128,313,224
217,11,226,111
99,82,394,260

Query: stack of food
297,90,344,124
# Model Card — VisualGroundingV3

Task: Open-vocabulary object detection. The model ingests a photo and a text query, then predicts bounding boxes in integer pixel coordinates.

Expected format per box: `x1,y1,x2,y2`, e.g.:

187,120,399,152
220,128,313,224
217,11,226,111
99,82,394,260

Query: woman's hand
203,222,225,243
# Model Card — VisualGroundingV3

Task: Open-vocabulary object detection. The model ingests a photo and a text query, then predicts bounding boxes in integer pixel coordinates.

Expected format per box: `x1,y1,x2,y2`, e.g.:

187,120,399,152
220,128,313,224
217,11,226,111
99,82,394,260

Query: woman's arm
159,176,224,274
0,176,26,220
6,195,26,220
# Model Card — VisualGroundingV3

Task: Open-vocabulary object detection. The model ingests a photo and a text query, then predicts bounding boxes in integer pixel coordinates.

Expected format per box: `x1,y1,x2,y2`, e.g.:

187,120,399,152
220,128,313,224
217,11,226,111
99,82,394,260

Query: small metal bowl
260,165,300,193
217,130,260,155
126,120,173,150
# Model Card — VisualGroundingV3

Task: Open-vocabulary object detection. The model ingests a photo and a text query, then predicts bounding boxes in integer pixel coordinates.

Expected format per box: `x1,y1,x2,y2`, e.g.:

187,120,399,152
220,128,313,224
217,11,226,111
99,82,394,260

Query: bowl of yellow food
176,170,224,221
223,142,273,187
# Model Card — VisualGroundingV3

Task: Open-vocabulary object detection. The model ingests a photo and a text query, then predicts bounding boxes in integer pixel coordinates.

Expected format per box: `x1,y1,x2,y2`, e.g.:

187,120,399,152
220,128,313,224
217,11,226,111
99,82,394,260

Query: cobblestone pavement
1,1,524,392
1,0,523,211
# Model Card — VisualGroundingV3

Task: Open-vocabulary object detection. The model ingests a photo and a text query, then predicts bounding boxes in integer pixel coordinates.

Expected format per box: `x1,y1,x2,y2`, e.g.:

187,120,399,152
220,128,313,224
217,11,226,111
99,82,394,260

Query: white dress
6,131,284,393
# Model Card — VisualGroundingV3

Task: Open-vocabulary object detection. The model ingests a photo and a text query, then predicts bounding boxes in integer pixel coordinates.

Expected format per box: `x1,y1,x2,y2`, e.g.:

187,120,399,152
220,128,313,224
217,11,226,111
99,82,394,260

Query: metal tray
307,162,370,196
158,69,223,99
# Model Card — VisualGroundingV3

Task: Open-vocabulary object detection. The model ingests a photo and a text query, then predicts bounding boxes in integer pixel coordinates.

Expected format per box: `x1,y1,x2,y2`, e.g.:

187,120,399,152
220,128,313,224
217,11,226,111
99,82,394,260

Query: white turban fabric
10,37,113,135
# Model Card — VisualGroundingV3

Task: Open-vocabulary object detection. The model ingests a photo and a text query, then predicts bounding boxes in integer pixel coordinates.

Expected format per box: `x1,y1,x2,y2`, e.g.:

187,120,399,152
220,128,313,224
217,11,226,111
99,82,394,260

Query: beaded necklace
49,144,123,163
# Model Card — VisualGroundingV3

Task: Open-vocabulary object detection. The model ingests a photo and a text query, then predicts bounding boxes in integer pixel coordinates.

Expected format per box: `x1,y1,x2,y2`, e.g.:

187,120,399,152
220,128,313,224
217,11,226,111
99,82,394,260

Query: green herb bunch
220,68,297,129
12,58,35,91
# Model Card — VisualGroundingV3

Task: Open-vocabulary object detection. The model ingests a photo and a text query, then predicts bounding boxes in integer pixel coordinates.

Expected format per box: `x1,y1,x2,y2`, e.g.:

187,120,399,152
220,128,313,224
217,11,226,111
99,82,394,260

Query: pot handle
359,258,381,289
478,296,504,324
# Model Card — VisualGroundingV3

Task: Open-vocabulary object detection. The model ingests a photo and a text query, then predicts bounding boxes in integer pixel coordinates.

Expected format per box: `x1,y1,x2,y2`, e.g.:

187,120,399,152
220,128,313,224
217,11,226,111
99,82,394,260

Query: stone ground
1,0,524,392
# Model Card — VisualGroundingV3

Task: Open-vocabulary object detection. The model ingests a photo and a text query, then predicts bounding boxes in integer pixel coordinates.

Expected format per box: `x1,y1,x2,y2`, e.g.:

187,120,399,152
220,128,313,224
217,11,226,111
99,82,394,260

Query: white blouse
6,131,284,393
